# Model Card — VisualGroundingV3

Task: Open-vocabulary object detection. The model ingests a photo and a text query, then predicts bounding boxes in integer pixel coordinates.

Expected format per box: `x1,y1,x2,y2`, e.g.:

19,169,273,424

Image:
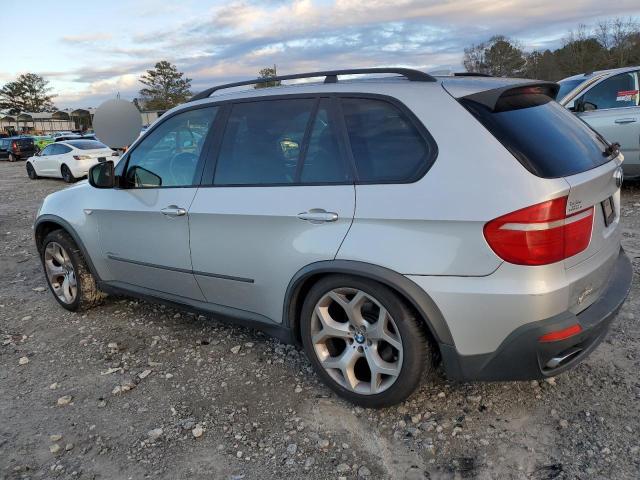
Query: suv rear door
188,97,355,324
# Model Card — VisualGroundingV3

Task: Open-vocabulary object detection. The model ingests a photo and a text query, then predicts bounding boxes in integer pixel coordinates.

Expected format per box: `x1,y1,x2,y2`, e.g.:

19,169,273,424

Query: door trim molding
107,254,255,283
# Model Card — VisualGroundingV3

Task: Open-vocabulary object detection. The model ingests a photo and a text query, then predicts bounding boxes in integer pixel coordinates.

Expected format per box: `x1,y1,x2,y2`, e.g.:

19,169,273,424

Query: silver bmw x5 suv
34,68,632,407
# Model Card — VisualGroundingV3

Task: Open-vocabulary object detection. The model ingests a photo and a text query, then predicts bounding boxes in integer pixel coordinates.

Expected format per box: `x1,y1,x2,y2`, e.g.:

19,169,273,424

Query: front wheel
61,164,76,183
26,163,38,179
300,275,432,408
40,230,106,311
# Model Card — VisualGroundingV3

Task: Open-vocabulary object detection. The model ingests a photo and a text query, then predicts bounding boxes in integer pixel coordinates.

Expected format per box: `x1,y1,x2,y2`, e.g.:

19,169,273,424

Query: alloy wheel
310,287,403,395
44,242,77,304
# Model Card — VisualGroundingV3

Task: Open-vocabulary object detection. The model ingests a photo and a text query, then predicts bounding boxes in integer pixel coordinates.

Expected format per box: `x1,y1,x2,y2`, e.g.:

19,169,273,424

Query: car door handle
615,118,637,124
297,209,339,223
161,205,187,217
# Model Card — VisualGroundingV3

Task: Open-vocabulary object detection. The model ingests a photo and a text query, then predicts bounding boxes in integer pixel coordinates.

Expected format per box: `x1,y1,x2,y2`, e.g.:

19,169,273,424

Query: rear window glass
341,98,432,182
66,140,108,150
461,96,611,178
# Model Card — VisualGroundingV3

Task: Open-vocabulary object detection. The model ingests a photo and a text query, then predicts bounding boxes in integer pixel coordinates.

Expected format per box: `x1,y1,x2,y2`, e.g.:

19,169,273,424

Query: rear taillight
483,196,594,266
11,141,17,150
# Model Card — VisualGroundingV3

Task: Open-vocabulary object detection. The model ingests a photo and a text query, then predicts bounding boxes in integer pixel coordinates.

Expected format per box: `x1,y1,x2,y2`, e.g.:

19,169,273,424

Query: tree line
464,17,640,80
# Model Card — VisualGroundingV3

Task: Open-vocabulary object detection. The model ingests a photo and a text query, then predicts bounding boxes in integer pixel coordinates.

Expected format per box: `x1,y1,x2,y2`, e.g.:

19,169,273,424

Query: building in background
0,108,166,135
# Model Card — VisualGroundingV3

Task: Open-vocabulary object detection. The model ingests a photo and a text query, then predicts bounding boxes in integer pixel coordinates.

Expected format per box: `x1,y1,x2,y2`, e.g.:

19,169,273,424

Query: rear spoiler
462,82,560,112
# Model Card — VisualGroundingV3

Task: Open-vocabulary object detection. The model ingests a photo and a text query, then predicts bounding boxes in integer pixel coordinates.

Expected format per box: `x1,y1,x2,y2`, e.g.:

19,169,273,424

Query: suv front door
91,106,219,300
577,70,640,174
189,97,355,324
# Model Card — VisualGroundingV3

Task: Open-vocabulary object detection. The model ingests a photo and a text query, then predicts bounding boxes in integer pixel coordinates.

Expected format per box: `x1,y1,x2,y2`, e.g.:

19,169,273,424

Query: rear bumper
440,248,632,381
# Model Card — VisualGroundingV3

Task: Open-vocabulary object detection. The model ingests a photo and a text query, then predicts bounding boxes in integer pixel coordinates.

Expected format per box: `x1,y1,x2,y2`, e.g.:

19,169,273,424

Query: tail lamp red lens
483,196,594,266
11,141,17,150
538,324,582,343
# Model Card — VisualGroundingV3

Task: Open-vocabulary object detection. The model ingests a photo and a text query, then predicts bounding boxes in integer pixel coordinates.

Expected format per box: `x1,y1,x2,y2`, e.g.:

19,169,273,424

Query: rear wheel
8,153,16,162
40,230,106,311
61,164,76,183
26,163,38,179
301,275,431,407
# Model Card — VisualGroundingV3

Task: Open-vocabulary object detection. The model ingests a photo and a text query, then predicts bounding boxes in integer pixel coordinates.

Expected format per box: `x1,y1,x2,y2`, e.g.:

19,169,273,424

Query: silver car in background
34,68,632,407
559,66,640,178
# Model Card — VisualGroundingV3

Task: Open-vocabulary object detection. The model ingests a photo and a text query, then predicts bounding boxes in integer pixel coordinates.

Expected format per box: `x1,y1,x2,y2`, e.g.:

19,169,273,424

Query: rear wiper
603,142,620,157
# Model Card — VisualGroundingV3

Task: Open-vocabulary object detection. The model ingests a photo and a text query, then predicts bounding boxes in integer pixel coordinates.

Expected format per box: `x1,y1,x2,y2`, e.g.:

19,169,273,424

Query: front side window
581,71,639,110
57,144,72,154
341,98,431,183
124,107,217,188
214,99,315,185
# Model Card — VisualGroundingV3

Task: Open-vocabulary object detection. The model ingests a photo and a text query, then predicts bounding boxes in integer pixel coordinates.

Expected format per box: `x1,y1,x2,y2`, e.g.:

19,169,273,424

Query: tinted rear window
461,96,611,178
66,140,108,150
16,138,34,146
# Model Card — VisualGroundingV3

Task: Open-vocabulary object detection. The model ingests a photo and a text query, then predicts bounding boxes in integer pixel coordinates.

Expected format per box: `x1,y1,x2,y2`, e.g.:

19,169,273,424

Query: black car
0,136,36,162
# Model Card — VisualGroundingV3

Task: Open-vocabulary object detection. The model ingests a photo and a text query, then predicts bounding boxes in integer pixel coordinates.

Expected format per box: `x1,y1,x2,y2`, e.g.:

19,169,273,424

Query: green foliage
255,66,281,89
0,73,56,114
466,17,640,81
138,61,192,110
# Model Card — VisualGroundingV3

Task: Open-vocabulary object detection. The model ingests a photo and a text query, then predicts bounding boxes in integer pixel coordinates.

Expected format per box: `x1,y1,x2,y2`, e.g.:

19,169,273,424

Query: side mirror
89,160,115,188
583,101,597,112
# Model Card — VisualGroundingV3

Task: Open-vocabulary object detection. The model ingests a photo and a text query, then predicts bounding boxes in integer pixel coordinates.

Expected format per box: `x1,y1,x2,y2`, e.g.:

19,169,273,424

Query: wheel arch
283,260,454,350
34,215,101,281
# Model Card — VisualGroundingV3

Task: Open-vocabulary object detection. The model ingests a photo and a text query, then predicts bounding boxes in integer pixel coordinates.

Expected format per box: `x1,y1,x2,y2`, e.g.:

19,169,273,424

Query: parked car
33,68,631,407
0,136,36,162
54,134,83,142
558,66,640,178
26,139,116,182
33,135,54,151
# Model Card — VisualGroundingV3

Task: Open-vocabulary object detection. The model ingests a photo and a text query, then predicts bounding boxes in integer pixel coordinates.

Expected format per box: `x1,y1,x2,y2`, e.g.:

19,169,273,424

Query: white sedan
26,140,117,183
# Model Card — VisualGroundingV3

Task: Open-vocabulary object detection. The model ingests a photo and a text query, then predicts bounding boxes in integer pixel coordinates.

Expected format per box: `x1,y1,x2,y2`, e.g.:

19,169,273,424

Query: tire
300,275,431,408
61,164,76,183
26,163,38,179
8,153,16,162
40,229,106,311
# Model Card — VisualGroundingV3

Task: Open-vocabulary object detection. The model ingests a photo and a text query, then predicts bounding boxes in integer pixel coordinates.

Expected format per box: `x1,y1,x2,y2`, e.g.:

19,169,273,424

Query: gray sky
1,0,639,109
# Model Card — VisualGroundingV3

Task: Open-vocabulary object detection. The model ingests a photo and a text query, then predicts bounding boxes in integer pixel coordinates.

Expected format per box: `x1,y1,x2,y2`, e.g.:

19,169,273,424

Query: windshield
557,78,587,102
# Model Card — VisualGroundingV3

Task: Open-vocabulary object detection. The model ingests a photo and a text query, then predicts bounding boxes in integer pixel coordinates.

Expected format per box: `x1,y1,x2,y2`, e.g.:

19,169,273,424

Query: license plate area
601,196,615,226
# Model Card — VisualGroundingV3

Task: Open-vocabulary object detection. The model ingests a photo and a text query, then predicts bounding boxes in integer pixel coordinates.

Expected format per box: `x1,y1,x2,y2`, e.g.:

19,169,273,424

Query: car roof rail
453,72,493,77
190,68,437,102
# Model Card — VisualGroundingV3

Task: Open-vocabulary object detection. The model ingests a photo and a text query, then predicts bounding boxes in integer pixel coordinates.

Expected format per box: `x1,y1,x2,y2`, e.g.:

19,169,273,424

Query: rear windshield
66,140,108,150
461,96,612,178
15,138,34,147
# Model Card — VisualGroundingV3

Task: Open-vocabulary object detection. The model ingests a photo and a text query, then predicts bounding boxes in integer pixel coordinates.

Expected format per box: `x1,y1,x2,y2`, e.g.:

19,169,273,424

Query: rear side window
341,98,432,183
461,96,611,178
300,99,350,184
214,99,313,185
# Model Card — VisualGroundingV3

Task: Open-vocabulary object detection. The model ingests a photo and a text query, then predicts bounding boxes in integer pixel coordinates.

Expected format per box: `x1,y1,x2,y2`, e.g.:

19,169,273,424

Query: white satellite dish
93,99,142,149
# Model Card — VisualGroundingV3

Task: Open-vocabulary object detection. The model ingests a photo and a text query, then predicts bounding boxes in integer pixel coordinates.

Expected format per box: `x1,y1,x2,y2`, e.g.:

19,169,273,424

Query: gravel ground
1,160,639,480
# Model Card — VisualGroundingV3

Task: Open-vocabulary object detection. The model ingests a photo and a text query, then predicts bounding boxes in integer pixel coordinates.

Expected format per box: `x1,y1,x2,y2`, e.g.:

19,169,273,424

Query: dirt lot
0,160,639,480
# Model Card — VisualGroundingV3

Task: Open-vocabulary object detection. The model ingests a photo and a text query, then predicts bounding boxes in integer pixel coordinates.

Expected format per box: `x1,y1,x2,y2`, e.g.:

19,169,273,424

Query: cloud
33,0,640,107
60,32,113,44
